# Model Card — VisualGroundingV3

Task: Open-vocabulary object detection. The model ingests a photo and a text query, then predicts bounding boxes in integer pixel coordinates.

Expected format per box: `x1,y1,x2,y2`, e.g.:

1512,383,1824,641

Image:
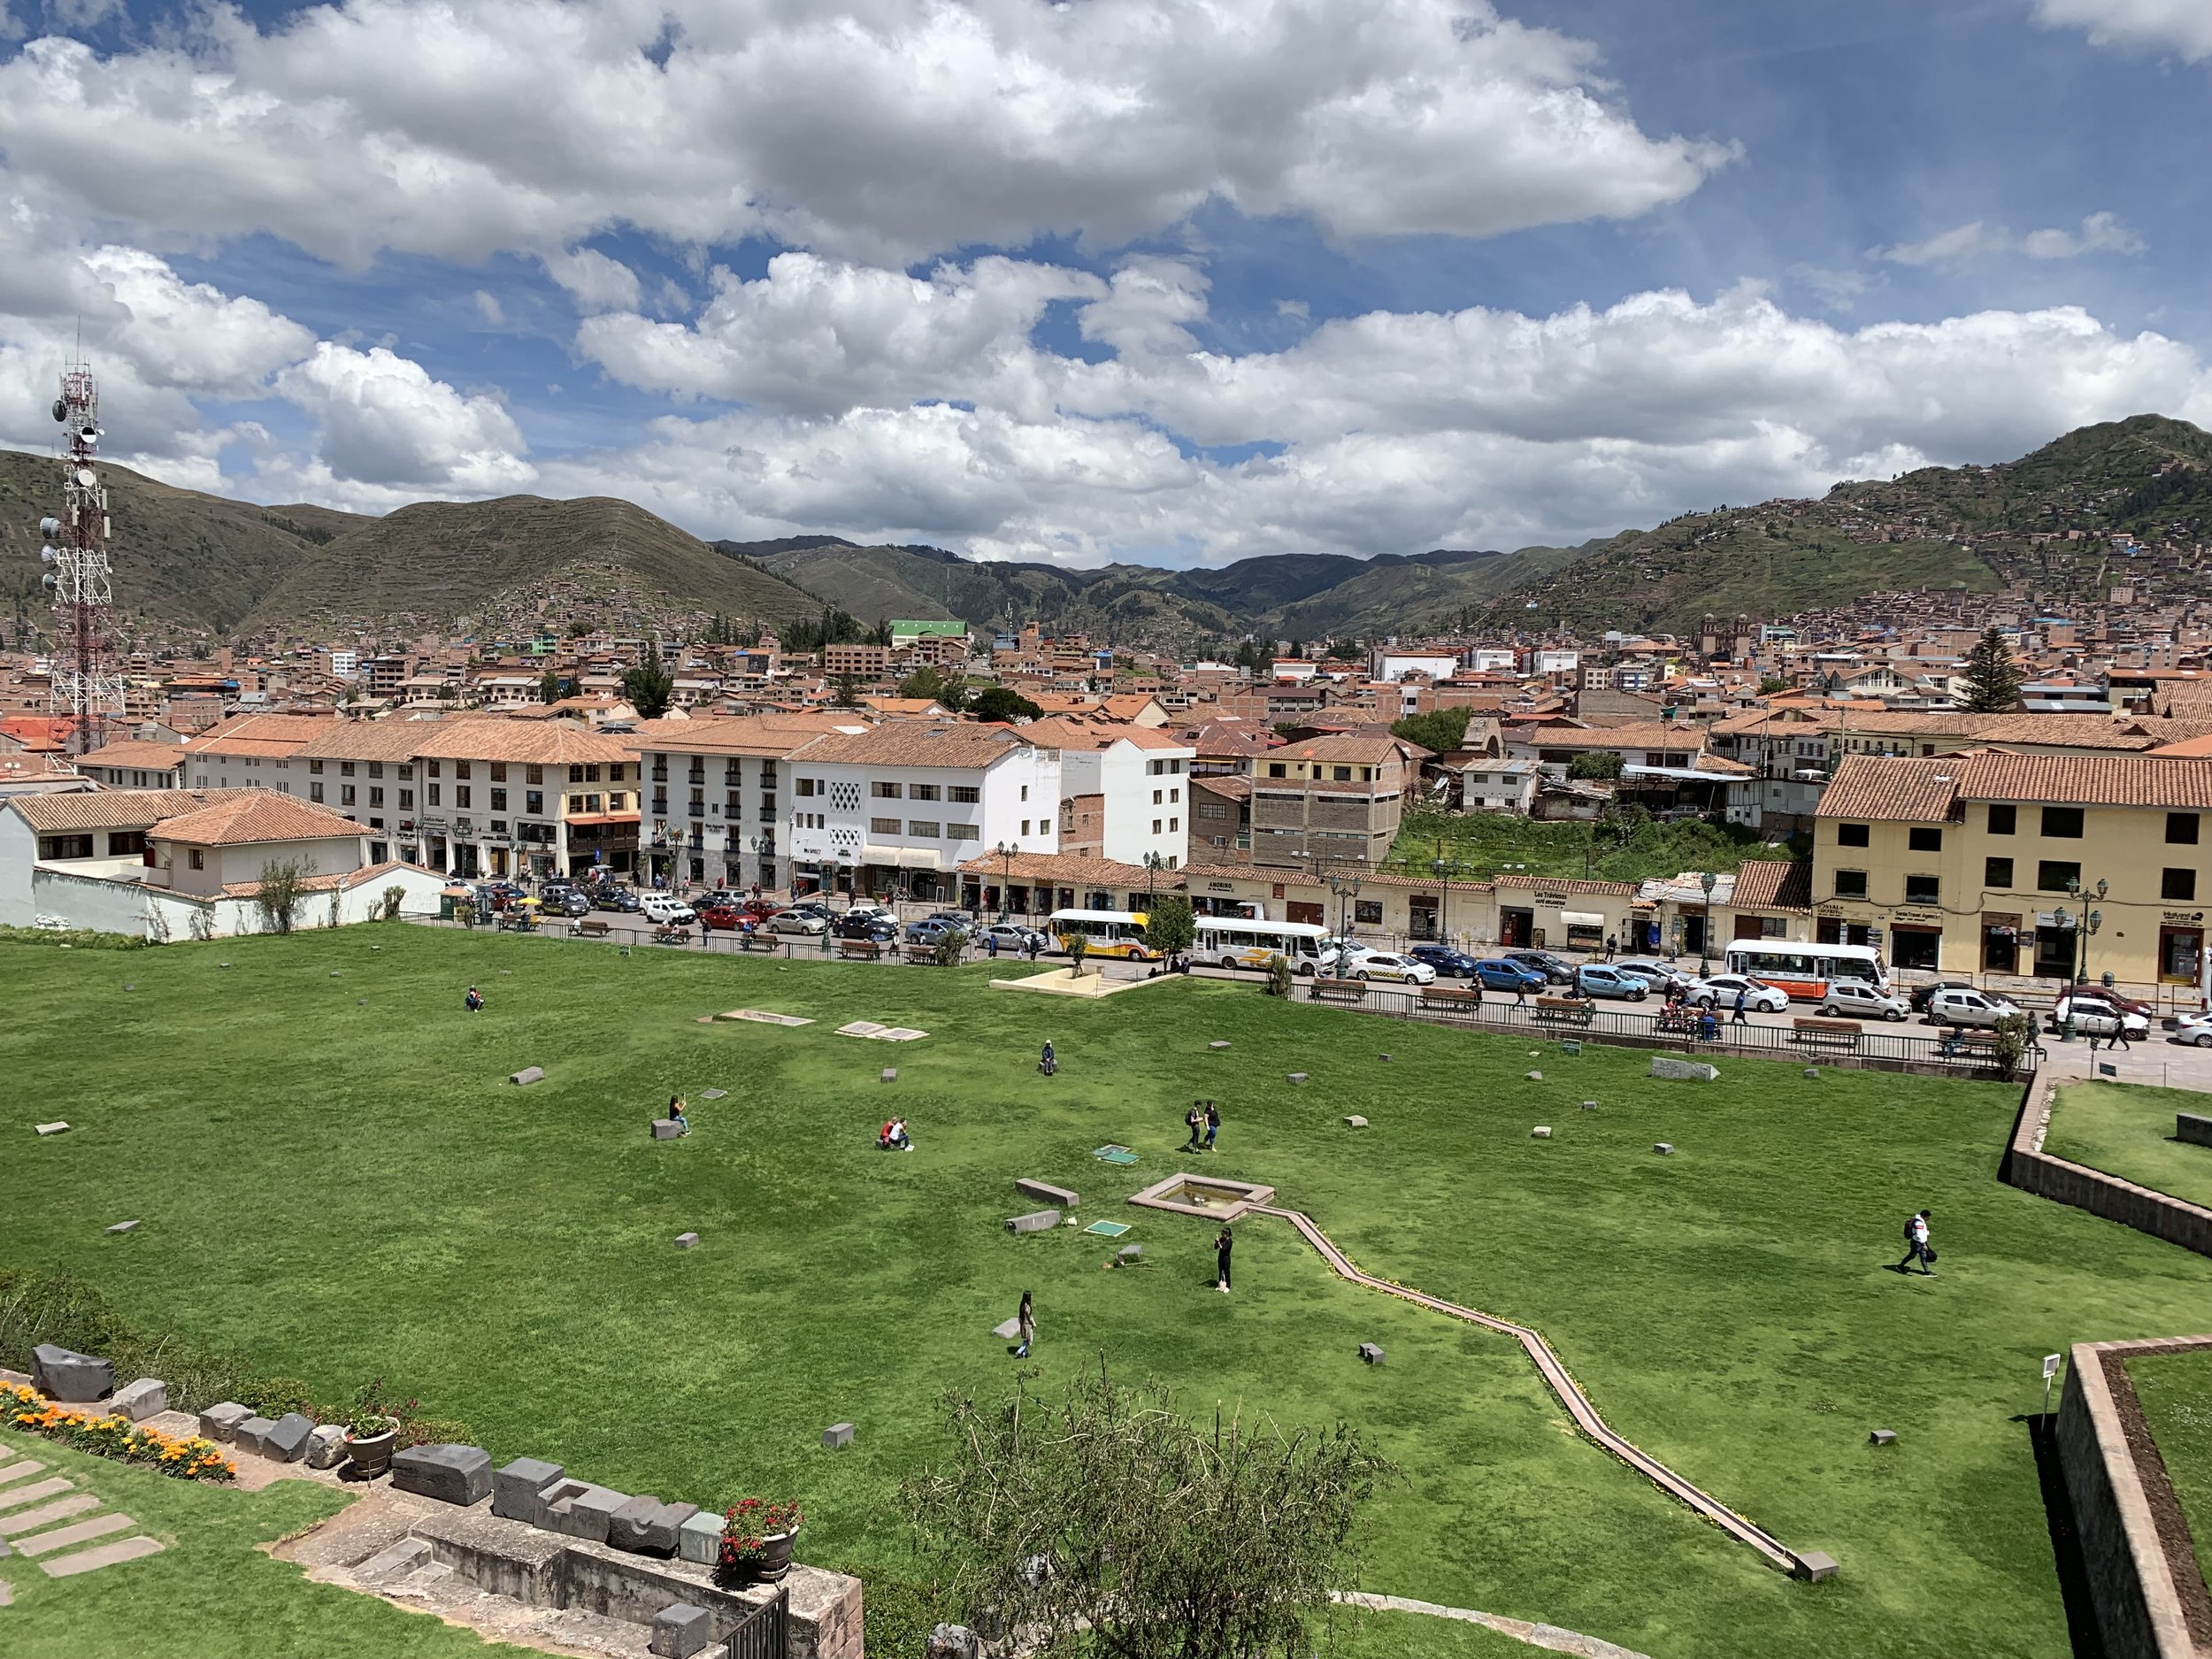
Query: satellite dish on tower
50,397,65,422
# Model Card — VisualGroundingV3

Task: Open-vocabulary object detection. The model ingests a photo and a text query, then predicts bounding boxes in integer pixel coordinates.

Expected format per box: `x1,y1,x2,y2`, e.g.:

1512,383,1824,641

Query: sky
0,0,2207,568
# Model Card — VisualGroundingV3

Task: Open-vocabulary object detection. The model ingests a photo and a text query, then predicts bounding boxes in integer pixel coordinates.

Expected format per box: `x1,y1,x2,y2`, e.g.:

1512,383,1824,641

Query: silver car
1816,980,1911,1022
766,909,828,936
1924,987,2022,1028
1686,973,1791,1013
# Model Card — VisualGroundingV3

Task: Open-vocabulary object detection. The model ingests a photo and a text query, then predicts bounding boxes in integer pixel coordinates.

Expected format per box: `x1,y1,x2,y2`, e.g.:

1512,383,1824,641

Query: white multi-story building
1030,718,1193,870
782,722,1060,904
628,712,861,890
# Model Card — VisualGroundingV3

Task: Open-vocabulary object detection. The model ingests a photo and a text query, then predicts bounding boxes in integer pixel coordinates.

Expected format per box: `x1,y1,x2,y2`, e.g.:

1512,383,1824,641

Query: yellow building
1813,753,2212,989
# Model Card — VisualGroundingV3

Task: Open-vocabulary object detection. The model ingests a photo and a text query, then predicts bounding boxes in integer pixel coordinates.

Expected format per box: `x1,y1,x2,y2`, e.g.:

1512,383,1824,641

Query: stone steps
0,1436,165,1578
40,1536,164,1578
16,1512,135,1556
0,1476,73,1515
0,1458,48,1486
0,1494,99,1537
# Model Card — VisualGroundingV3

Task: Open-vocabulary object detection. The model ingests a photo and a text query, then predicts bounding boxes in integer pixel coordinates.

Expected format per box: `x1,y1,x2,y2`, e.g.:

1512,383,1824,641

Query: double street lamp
1698,871,1718,977
1325,872,1363,974
2059,876,2108,1042
995,840,1018,923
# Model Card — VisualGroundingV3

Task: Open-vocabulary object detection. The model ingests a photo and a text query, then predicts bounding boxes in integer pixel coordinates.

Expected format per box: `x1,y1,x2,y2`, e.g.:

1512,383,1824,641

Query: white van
640,895,696,926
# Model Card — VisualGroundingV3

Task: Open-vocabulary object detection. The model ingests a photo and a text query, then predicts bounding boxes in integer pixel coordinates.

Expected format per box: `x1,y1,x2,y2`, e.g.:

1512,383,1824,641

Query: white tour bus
1720,941,1888,1002
1048,909,1157,961
1194,916,1326,972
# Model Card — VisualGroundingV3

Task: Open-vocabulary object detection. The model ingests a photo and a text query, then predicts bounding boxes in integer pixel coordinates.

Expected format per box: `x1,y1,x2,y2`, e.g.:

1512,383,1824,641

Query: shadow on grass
2019,1411,2108,1659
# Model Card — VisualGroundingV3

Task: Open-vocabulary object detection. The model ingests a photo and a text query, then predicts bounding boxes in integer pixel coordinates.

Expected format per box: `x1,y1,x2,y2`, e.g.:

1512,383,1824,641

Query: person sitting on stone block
465,985,483,1012
887,1117,911,1151
667,1094,689,1135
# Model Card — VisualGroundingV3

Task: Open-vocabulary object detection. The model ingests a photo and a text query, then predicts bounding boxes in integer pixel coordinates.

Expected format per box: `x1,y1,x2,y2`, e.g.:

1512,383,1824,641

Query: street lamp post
1144,850,1164,905
995,841,1018,922
1431,856,1449,946
2060,876,2108,1041
1325,872,1363,973
1698,871,1718,977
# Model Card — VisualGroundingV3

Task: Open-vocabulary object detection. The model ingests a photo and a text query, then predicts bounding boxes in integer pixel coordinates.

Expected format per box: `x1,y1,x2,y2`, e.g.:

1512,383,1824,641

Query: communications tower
41,361,123,754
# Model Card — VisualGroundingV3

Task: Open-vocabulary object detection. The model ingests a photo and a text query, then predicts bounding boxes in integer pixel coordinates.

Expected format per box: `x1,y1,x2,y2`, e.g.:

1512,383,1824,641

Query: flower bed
2,1380,234,1479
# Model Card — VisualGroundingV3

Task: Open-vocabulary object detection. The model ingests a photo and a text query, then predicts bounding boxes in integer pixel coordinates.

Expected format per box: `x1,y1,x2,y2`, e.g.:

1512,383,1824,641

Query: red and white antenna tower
41,360,124,755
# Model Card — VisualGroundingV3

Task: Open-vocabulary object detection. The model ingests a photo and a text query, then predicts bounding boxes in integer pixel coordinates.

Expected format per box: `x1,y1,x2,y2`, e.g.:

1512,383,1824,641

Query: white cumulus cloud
2036,0,2212,62
1875,212,2144,267
275,342,534,500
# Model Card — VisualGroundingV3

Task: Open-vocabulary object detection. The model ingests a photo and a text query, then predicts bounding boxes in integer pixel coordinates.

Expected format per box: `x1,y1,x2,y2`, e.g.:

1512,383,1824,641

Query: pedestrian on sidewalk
1215,1225,1233,1293
1893,1210,1936,1276
1732,987,1750,1025
1605,934,1617,961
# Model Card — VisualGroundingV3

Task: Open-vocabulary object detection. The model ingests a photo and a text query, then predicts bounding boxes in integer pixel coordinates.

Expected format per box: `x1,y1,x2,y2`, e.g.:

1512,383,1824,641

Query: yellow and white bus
1721,941,1887,1002
1048,909,1158,961
1194,916,1326,973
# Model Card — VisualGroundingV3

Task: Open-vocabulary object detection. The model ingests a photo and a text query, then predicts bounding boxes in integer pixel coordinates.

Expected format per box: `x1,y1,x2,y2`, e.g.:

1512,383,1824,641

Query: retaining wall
2002,1071,2212,1259
2055,1336,2212,1659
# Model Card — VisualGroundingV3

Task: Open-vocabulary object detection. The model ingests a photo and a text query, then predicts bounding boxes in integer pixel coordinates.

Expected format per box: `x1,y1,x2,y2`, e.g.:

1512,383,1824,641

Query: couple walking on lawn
1185,1100,1220,1151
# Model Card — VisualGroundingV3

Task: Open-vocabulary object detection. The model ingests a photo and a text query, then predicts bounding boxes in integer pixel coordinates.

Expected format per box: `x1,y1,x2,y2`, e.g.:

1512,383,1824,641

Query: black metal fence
1288,979,2037,1079
719,1586,787,1659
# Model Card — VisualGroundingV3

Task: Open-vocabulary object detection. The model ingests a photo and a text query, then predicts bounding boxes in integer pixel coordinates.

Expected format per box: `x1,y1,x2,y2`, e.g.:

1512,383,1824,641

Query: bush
0,924,149,950
933,927,969,968
1264,953,1294,998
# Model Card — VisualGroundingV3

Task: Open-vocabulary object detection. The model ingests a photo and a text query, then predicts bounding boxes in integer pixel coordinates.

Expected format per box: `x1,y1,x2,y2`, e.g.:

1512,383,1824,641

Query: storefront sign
1207,880,1235,893
2164,911,2206,925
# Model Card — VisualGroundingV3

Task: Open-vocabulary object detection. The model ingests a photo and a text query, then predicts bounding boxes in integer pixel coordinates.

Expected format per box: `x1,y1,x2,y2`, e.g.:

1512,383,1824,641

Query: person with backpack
1894,1210,1935,1276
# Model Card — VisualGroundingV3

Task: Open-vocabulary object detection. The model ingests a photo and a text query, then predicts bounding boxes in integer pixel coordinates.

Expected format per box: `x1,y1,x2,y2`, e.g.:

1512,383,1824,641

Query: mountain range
3,414,2206,652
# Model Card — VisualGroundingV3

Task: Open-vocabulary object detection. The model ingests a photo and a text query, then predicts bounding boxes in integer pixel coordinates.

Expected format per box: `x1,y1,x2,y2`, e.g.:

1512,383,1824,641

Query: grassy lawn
2124,1347,2212,1596
1386,804,1797,886
2044,1080,2212,1209
5,928,2210,1658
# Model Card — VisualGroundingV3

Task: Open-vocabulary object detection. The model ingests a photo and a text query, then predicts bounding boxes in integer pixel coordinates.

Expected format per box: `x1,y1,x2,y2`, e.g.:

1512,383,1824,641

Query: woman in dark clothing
1215,1225,1233,1294
1016,1290,1034,1358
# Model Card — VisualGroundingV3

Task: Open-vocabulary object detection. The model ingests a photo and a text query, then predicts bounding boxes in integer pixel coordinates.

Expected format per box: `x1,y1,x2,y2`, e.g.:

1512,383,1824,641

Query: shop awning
1560,910,1607,927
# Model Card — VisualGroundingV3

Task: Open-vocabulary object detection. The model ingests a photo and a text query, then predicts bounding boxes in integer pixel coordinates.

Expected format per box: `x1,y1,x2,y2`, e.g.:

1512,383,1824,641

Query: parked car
1471,957,1548,992
1684,973,1791,1014
985,923,1049,953
903,918,964,947
2054,982,2156,1020
552,890,592,918
2172,1011,2212,1048
1924,987,2023,1028
766,908,828,936
695,899,747,931
1341,949,1436,985
1615,957,1693,994
833,913,900,943
639,895,696,926
925,909,979,928
1408,943,1482,979
1574,964,1649,1001
1816,980,1911,1021
593,886,643,913
1909,979,1979,1015
2049,995,2153,1040
1502,949,1576,985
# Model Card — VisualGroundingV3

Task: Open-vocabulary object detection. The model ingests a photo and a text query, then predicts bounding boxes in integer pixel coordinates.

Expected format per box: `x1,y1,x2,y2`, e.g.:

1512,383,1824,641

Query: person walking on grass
1215,1225,1233,1293
1015,1290,1034,1358
1185,1102,1204,1149
1894,1210,1936,1276
1203,1100,1220,1151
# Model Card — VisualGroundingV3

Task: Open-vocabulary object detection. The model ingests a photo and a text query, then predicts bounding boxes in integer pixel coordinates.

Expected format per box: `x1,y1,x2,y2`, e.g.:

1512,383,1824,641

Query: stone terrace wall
2001,1071,2212,1259
2056,1336,2212,1659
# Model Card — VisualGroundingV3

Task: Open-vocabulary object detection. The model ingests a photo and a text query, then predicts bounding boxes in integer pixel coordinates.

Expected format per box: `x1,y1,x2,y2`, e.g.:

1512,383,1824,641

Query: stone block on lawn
1525,1071,1542,1081
1358,1343,1385,1364
234,1416,277,1456
29,1344,112,1403
2178,1111,2212,1148
823,1422,855,1449
1209,1041,1230,1049
34,1122,68,1136
678,1508,724,1565
1117,1245,1142,1263
197,1402,251,1443
1870,1430,1897,1446
492,1458,563,1525
1795,1550,1839,1582
651,1120,684,1140
607,1494,673,1554
1006,1210,1060,1234
1654,1142,1675,1156
1583,1100,1598,1111
1804,1067,1821,1079
1562,1041,1583,1055
1532,1125,1551,1138
1344,1115,1367,1127
651,1602,717,1659
509,1066,544,1086
264,1413,314,1463
993,1317,1022,1340
1015,1178,1078,1209
674,1232,700,1249
1286,1072,1307,1084
391,1442,493,1507
107,1379,167,1422
701,1089,726,1100
540,1480,627,1542
104,1220,139,1234
1649,1056,1718,1082
306,1425,349,1470
880,1069,896,1083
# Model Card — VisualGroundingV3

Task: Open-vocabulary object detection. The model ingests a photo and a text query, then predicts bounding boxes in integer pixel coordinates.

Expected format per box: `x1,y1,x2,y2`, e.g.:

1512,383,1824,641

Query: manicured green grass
1387,803,1796,886
2044,1080,2212,1209
4,929,2209,1658
2125,1347,2212,1595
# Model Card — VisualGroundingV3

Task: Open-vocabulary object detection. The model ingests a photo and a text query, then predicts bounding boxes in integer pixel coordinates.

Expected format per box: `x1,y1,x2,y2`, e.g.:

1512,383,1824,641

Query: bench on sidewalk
573,919,612,940
652,927,694,947
1310,979,1370,1004
1418,986,1484,1011
738,934,779,953
1532,995,1595,1025
837,939,891,962
1789,1016,1863,1051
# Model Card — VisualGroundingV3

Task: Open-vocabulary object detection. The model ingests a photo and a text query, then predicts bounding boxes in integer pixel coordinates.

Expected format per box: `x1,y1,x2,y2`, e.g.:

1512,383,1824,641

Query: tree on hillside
621,641,674,719
539,669,560,703
1959,626,2024,713
970,686,1042,723
1391,708,1471,756
906,1363,1394,1659
831,672,863,710
1568,749,1624,780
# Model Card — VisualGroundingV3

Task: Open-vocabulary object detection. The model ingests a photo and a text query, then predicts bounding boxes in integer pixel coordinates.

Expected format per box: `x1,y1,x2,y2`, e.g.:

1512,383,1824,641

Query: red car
696,899,746,931
2062,982,2154,1019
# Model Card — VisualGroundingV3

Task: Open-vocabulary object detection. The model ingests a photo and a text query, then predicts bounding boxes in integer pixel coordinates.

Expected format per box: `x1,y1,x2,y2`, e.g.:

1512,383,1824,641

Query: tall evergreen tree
1959,626,2024,713
621,640,674,719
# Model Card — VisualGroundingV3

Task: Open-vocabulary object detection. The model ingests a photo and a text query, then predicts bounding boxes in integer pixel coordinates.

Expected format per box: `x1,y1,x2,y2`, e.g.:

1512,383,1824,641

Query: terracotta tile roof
151,791,366,848
1490,872,1642,896
626,713,862,757
410,720,640,766
293,715,482,763
954,849,1164,887
1270,733,1420,763
76,740,193,772
217,858,441,898
788,721,1033,769
189,713,343,757
1821,751,2212,819
1508,722,1707,749
1729,859,1813,911
11,787,261,833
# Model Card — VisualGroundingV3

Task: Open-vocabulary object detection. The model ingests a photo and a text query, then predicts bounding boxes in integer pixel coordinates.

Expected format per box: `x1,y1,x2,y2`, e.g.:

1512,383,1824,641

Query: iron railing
720,1585,787,1659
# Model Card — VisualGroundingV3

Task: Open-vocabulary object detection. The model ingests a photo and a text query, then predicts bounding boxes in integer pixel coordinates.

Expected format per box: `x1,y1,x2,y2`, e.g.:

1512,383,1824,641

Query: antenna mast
42,360,123,755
